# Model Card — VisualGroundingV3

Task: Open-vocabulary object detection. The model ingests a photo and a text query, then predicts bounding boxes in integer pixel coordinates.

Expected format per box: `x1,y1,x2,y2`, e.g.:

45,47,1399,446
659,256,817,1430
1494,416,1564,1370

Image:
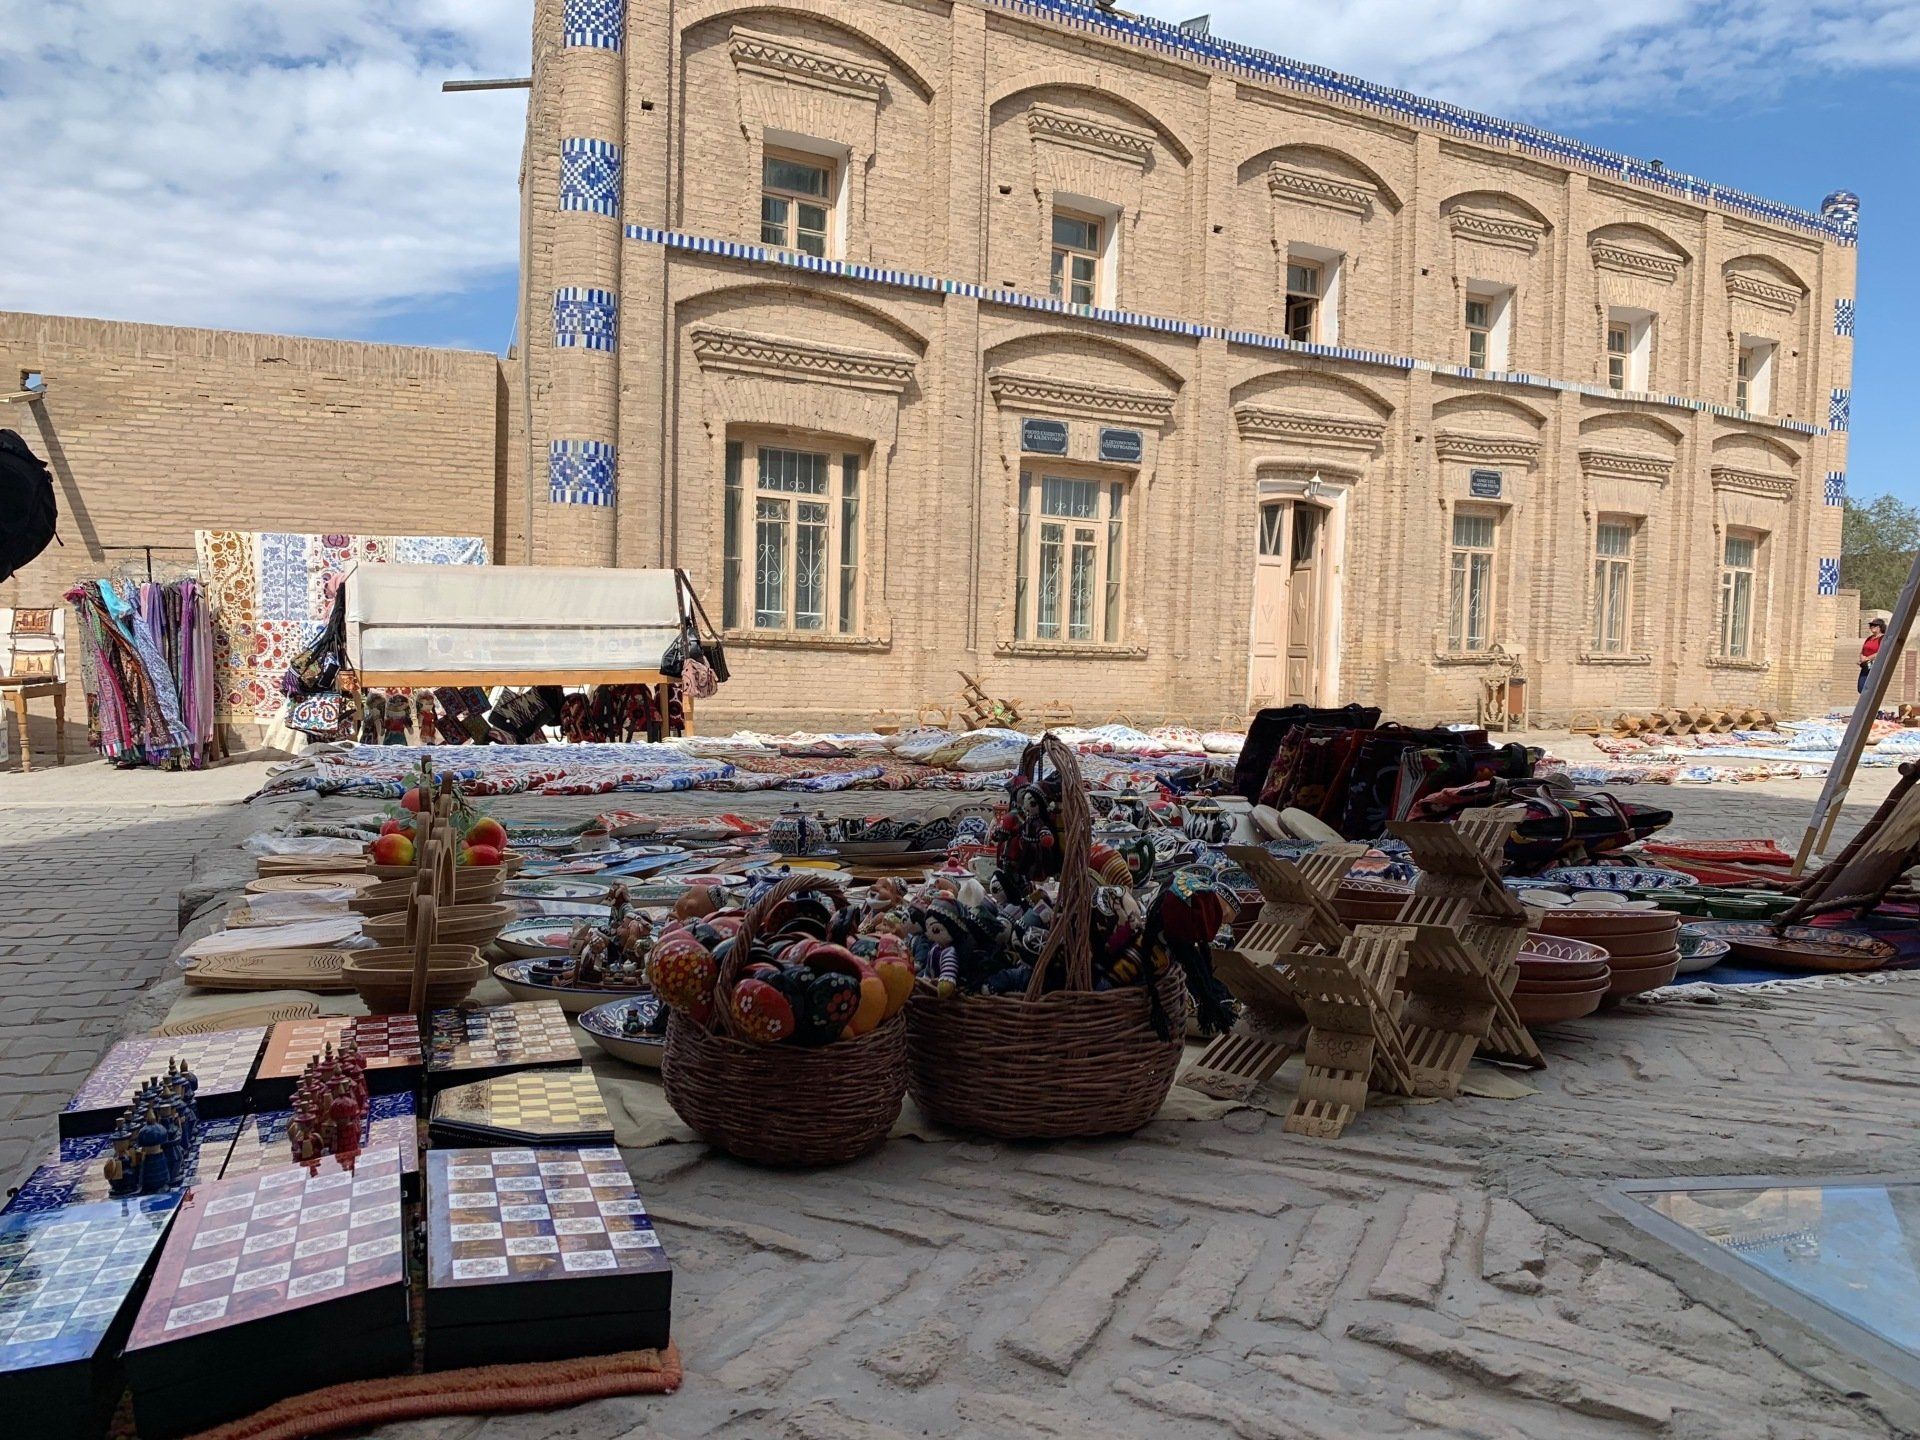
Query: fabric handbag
286,691,351,740
674,569,729,684
681,655,719,700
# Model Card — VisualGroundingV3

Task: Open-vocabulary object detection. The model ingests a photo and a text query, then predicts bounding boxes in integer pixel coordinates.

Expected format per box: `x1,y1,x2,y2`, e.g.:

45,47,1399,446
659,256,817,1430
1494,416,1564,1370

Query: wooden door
1249,501,1288,707
1285,504,1324,705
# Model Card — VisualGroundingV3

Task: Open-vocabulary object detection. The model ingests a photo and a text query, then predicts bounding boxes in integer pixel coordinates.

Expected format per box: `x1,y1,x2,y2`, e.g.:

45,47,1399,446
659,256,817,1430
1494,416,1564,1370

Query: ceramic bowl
1539,866,1699,893
1674,936,1730,974
1537,908,1680,939
491,958,650,1014
494,918,580,960
1600,925,1684,961
579,992,667,1069
1603,948,1681,972
1683,921,1897,972
1515,972,1611,995
1702,898,1772,920
1512,986,1607,1025
1518,935,1611,967
502,877,616,901
1605,959,1680,998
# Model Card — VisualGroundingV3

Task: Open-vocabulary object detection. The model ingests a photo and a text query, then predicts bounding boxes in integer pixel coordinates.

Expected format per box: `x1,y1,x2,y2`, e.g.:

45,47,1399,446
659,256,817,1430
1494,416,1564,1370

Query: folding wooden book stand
1281,924,1416,1139
1385,808,1538,1093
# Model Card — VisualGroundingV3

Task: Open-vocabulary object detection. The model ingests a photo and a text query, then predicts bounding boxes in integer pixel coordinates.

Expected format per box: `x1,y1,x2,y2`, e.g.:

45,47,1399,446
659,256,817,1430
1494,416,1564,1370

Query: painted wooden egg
796,972,861,1045
731,977,796,1044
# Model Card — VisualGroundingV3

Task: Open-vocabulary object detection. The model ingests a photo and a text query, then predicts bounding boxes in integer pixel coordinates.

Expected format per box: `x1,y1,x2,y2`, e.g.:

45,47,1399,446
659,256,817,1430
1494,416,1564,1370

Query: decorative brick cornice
690,326,915,392
1234,404,1386,451
1434,429,1541,465
1590,242,1682,283
1025,103,1154,166
1710,465,1795,499
989,370,1174,425
1726,273,1800,314
728,27,887,99
1448,210,1544,252
1578,447,1673,483
1268,163,1375,217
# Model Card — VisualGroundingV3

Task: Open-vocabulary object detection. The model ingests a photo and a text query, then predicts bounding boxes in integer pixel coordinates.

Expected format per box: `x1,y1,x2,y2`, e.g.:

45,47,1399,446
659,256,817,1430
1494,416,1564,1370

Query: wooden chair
0,606,67,772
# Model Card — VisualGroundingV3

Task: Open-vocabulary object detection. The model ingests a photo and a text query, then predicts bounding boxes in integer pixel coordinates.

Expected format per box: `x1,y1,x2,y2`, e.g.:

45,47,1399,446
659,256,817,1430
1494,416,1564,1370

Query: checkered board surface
0,1197,179,1371
426,1148,665,1287
126,1146,406,1349
256,1015,423,1083
427,1002,580,1076
62,1028,266,1134
431,1069,611,1143
219,1093,419,1183
3,1118,243,1217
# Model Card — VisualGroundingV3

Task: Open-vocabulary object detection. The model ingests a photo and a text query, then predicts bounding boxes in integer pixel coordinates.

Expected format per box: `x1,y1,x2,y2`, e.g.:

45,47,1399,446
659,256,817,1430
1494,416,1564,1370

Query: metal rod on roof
441,78,533,92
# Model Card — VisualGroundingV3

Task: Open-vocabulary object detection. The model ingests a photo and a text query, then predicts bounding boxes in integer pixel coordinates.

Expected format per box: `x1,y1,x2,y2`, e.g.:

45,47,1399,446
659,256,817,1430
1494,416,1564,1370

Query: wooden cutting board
183,948,356,994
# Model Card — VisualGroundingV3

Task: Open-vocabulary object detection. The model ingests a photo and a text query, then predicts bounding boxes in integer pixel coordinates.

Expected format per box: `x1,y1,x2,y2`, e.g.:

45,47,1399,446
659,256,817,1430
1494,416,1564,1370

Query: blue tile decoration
1818,557,1842,596
1826,471,1847,507
563,0,623,50
1830,388,1851,432
554,286,618,352
626,224,1832,439
978,0,1854,246
550,440,617,507
560,138,621,217
1821,190,1860,241
1834,298,1854,337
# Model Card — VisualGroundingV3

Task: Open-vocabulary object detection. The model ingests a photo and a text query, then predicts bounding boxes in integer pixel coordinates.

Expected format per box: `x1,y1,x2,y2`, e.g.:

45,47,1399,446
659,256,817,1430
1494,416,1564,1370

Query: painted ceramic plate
1539,867,1700,893
1674,935,1731,974
495,919,578,960
579,993,667,1070
502,877,615,900
491,958,651,1014
1682,921,1896,972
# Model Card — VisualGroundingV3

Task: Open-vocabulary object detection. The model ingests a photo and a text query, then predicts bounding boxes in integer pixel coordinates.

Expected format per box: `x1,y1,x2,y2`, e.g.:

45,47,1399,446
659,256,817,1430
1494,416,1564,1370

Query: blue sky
4,1,1917,503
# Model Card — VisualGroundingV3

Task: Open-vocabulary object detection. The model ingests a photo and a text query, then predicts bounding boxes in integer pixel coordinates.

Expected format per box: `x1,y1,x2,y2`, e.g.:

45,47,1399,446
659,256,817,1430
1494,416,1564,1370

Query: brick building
5,0,1863,737
519,0,1861,728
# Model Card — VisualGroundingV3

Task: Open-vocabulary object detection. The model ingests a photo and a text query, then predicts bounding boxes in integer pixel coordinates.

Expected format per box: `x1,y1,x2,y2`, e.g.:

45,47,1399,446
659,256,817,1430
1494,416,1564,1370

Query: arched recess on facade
1238,144,1403,212
675,281,928,645
1441,189,1552,231
677,0,936,98
987,74,1192,162
1586,220,1690,264
1722,252,1811,296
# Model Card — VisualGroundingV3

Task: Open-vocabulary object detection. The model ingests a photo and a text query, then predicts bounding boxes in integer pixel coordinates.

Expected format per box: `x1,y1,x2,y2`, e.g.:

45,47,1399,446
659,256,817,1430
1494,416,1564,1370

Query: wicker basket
661,873,907,1166
905,734,1189,1139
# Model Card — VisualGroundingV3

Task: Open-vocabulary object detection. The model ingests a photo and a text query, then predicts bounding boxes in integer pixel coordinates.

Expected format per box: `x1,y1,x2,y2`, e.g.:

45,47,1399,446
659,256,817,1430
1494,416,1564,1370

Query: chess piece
136,1109,170,1195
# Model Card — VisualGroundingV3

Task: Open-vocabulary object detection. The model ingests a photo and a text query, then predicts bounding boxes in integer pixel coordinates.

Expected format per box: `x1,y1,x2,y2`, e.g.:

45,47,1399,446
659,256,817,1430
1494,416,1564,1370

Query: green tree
1842,493,1920,612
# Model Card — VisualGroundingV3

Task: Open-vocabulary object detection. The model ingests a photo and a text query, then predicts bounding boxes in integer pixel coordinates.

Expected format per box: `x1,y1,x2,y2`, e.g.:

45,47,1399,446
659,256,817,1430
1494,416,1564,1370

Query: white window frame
1049,192,1120,309
1591,516,1637,654
1736,336,1776,415
723,435,864,637
1464,282,1513,372
760,131,848,259
1605,307,1654,392
1447,507,1500,653
1719,529,1764,660
1015,466,1129,645
1286,242,1344,345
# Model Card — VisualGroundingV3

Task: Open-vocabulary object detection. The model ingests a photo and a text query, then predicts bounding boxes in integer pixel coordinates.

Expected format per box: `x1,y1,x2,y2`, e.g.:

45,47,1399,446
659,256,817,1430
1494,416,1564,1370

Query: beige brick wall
565,0,1855,730
0,311,510,749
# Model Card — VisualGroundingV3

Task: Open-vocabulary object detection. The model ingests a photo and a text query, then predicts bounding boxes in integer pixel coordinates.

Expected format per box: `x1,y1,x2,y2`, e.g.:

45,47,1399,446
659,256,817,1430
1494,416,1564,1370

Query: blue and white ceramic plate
491,958,651,1014
1674,934,1731,974
579,992,667,1070
1682,921,1895,972
1539,866,1700,893
502,877,615,900
496,919,578,960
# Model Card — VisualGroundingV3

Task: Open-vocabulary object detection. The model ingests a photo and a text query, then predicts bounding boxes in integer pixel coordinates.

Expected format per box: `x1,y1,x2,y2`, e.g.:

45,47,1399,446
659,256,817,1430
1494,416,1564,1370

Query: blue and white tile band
1830,389,1852,433
560,138,622,217
1818,558,1842,596
979,0,1855,247
1834,298,1855,337
626,225,1832,439
549,440,617,507
554,287,618,352
1826,472,1847,506
563,0,623,50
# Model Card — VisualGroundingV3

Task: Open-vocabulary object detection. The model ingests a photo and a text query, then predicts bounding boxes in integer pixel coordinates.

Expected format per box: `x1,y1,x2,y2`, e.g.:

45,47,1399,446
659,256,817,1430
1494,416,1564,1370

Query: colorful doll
417,695,439,745
382,692,411,745
921,899,971,998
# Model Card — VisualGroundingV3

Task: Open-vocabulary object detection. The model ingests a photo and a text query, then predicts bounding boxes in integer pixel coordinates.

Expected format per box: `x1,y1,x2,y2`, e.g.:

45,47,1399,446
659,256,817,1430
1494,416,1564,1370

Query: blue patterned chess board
219,1092,419,1182
60,1028,265,1136
4,1119,242,1217
0,1196,178,1373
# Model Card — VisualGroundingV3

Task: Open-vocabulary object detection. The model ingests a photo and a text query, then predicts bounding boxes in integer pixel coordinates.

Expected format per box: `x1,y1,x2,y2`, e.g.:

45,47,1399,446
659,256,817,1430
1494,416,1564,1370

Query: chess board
424,1147,671,1369
3,1118,243,1217
0,1197,179,1440
430,1068,613,1148
61,1028,265,1137
426,1002,580,1091
124,1146,412,1438
252,1015,423,1105
220,1093,420,1188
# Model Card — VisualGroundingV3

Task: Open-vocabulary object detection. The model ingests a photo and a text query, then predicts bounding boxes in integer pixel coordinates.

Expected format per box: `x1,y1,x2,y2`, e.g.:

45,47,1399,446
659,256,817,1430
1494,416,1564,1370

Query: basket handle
408,893,437,1017
1021,733,1095,998
709,872,848,1040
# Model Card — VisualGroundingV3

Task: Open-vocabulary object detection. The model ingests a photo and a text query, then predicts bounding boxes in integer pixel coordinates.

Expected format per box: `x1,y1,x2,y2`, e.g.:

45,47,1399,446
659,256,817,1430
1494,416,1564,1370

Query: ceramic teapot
768,803,822,857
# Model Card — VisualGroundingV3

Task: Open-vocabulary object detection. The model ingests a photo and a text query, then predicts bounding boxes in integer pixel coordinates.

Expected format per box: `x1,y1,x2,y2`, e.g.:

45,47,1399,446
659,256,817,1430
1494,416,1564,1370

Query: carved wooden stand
1385,808,1540,1094
1281,924,1416,1139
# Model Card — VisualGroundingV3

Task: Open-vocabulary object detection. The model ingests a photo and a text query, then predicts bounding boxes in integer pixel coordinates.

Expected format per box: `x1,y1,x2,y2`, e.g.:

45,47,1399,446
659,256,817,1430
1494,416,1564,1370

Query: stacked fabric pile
64,578,214,769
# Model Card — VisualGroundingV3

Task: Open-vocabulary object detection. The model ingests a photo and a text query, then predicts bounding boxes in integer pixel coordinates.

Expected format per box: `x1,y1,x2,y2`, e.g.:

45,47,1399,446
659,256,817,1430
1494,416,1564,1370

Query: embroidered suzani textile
194,531,487,724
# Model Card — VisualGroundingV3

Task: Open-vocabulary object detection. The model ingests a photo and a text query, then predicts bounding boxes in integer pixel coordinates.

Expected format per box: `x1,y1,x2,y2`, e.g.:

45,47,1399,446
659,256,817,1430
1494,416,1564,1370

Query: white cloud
2,0,1916,342
0,1,529,337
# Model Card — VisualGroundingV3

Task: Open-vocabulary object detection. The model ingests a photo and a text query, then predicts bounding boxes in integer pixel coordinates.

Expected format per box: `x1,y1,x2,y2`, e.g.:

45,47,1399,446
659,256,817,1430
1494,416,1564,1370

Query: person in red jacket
1860,617,1887,694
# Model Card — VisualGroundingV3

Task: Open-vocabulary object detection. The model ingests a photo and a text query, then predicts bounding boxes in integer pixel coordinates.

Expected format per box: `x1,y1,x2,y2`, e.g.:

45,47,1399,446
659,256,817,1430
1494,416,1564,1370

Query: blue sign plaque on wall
1021,418,1070,455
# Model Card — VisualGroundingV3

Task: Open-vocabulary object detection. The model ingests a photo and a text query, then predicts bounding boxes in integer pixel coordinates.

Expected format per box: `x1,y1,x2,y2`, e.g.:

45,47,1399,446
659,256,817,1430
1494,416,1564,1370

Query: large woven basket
906,734,1189,1139
661,874,907,1166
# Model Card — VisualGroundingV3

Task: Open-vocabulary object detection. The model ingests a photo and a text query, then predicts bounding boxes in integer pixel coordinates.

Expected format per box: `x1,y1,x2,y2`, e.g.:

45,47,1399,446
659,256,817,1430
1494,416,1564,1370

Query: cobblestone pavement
4,753,1919,1437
